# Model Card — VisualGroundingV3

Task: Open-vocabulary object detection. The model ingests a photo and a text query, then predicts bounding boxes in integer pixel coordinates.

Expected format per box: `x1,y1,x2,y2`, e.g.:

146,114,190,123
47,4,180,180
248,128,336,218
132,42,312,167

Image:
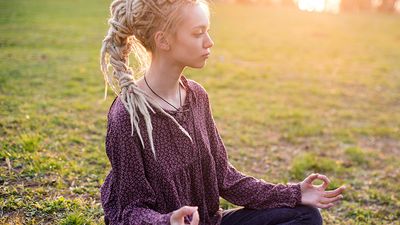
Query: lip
202,53,210,58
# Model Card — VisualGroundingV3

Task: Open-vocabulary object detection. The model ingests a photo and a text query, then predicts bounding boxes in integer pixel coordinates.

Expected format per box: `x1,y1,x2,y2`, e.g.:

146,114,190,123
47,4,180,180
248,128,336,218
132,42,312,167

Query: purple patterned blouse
100,75,302,225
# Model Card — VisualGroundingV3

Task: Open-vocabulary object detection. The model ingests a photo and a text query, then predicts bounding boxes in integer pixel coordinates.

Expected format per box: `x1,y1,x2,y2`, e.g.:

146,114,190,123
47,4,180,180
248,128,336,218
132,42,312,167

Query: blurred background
1,0,399,224
222,0,400,14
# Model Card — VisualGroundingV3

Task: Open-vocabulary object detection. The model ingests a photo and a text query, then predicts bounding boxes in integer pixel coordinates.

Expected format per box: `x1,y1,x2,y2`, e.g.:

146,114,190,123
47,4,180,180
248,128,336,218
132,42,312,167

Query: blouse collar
154,74,196,116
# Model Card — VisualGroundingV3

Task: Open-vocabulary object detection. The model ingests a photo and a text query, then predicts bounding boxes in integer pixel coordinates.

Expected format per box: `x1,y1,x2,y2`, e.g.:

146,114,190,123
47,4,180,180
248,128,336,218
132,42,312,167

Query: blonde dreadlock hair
100,0,210,160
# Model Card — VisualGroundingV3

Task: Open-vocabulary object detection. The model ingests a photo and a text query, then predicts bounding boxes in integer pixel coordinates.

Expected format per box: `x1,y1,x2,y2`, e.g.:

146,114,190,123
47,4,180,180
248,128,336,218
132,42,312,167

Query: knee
299,205,323,225
104,216,110,225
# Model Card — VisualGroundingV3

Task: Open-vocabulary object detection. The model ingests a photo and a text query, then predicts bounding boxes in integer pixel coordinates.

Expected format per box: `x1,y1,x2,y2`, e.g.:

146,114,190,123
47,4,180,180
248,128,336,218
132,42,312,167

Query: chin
189,61,207,69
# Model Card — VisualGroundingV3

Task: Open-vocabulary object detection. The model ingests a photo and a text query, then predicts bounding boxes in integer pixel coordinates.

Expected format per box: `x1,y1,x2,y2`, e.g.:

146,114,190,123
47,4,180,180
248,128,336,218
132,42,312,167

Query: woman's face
167,3,214,69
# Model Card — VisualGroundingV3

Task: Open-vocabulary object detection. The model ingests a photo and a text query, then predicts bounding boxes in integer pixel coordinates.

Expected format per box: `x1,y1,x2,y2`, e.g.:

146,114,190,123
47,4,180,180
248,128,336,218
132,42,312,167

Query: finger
320,198,342,209
175,206,198,218
303,173,319,184
316,174,330,189
330,199,343,206
190,210,200,225
319,195,343,204
315,202,334,209
323,186,346,198
332,201,342,205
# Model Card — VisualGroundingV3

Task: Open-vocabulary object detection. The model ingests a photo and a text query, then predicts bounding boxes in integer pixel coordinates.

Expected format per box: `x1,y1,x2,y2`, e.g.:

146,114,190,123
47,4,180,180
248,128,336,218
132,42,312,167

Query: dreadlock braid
100,0,209,159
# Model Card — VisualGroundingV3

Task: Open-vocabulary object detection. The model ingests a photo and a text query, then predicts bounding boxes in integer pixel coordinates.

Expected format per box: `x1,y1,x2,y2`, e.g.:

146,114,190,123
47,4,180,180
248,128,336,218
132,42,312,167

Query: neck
144,57,185,98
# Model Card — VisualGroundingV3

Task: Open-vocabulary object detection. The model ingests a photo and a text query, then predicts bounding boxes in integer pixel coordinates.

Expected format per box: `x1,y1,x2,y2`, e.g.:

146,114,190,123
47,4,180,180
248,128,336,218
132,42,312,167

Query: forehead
180,3,210,30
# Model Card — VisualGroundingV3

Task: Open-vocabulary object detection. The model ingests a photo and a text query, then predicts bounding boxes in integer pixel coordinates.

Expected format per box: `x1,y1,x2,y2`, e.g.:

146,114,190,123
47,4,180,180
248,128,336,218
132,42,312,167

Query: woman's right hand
170,206,199,225
300,173,345,209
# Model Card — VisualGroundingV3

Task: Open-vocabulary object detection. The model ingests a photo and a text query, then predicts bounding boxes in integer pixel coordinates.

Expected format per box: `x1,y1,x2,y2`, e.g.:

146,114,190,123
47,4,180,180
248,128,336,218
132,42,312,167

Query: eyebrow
192,25,209,30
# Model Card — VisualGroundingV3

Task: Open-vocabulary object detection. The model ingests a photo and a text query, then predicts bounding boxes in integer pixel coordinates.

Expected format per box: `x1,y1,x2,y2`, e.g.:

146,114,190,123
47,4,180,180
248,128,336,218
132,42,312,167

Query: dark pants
221,205,323,225
104,205,322,225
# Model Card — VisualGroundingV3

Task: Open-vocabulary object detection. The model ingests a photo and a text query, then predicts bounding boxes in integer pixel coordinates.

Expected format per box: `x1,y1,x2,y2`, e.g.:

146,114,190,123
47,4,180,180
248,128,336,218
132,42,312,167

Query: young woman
99,0,346,224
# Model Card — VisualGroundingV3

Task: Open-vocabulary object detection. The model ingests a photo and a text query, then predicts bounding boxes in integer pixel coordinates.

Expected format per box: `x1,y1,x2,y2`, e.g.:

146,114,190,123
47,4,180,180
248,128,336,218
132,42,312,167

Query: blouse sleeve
203,93,302,209
101,100,172,225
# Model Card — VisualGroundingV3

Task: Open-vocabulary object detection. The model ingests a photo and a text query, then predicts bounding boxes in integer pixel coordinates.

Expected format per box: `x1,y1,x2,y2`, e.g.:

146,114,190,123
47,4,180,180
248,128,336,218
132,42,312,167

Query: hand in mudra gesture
170,206,200,225
300,173,346,209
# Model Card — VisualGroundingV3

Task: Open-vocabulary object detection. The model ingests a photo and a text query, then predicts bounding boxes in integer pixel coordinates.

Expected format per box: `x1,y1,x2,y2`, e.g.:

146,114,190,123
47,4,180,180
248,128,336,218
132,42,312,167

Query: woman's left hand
300,173,346,209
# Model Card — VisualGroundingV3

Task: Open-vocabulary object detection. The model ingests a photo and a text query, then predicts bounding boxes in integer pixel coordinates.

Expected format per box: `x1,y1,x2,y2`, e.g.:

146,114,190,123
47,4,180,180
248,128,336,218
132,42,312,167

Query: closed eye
194,29,210,37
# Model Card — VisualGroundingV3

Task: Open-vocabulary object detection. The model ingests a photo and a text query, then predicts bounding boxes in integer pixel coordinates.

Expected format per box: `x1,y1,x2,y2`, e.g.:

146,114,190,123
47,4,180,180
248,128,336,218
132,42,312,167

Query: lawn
1,0,399,224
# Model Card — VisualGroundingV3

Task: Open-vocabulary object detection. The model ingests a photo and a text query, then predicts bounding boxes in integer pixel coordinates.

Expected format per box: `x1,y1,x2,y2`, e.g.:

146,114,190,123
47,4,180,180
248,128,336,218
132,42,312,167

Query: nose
204,33,214,49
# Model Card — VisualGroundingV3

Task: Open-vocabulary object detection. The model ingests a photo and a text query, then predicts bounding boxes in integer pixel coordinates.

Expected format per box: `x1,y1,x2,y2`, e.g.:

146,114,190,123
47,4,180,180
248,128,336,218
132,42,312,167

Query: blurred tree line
340,0,397,12
227,0,399,13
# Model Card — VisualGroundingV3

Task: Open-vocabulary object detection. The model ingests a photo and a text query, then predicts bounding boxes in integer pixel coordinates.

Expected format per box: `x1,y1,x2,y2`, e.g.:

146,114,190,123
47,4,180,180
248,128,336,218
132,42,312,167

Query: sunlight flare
296,0,341,13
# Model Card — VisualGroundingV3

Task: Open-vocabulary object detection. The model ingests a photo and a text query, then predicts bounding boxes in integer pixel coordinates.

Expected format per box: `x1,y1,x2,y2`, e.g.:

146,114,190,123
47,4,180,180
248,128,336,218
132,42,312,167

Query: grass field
1,0,399,224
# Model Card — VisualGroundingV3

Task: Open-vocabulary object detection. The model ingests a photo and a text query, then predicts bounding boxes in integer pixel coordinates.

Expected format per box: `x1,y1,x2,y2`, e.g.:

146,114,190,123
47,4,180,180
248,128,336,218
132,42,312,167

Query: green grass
344,146,369,166
1,0,400,224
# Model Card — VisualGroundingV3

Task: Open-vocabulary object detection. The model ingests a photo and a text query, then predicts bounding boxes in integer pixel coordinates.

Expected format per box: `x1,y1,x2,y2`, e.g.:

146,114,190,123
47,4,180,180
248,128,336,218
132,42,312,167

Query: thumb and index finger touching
174,206,198,218
304,173,347,194
304,173,329,184
304,173,331,189
172,206,199,225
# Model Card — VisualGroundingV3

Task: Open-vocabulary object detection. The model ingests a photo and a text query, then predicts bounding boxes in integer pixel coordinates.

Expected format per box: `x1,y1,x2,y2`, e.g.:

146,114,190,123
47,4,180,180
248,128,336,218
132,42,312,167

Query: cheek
181,36,199,51
175,37,201,57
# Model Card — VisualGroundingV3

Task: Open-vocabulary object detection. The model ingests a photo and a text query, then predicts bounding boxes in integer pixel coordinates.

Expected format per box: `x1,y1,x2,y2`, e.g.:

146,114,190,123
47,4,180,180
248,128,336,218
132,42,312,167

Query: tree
378,0,396,12
340,0,372,12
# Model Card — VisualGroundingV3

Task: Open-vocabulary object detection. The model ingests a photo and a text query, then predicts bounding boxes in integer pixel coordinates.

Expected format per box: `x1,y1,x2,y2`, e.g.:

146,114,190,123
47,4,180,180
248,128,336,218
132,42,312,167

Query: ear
154,31,170,51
